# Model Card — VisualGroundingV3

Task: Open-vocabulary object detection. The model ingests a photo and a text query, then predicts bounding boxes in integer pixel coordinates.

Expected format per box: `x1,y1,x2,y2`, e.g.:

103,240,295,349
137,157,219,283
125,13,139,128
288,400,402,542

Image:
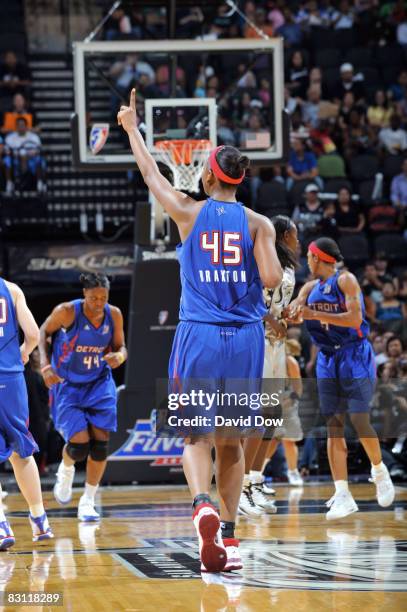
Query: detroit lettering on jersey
52,299,114,383
0,278,24,375
177,198,267,324
305,271,370,350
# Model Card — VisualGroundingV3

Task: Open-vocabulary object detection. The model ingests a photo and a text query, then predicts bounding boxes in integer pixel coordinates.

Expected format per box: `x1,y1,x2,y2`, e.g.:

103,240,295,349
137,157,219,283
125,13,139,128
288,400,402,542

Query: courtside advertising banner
8,243,134,284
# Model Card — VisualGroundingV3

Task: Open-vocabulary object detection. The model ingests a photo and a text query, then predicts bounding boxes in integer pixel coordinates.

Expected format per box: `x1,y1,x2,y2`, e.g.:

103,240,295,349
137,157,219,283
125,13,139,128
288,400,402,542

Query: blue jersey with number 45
305,271,370,351
176,198,266,324
51,299,114,384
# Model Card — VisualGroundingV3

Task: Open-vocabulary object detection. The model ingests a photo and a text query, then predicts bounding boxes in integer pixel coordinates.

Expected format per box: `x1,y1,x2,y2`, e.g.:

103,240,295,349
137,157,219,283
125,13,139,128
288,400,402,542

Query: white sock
243,474,251,489
372,461,386,474
288,469,299,475
62,461,75,472
0,485,6,522
30,503,45,518
249,470,264,485
84,483,98,501
334,480,349,494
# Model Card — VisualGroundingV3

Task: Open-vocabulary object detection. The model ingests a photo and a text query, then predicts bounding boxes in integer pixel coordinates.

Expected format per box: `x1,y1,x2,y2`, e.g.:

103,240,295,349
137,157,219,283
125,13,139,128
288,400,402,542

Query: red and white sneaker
222,538,243,572
193,503,227,573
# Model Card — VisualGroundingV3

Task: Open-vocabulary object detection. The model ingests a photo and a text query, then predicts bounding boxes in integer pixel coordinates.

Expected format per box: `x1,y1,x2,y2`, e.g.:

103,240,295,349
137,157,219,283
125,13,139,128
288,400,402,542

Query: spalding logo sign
90,123,109,154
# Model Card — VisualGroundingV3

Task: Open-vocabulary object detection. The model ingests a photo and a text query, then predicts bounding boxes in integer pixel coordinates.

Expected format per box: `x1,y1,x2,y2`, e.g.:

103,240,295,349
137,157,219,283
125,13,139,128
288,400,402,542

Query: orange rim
156,139,211,165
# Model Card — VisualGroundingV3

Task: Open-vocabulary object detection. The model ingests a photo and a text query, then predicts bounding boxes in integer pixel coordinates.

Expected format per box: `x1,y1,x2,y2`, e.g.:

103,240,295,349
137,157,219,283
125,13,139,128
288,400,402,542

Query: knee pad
89,439,109,462
66,441,90,462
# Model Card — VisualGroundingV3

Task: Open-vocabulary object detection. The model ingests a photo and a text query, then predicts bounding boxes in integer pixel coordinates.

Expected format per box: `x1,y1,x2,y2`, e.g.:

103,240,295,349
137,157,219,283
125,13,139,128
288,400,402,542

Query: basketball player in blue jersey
287,237,395,520
118,89,282,572
38,273,127,522
0,278,53,549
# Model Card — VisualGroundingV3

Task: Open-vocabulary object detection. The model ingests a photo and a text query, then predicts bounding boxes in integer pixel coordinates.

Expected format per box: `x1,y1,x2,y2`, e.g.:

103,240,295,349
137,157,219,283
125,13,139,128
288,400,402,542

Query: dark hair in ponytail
314,237,344,262
271,215,297,269
216,145,250,187
79,272,110,289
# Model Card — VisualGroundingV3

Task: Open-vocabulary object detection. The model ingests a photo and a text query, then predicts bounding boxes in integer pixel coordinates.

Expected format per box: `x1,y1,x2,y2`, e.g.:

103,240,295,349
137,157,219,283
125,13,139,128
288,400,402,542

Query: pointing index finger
130,88,136,110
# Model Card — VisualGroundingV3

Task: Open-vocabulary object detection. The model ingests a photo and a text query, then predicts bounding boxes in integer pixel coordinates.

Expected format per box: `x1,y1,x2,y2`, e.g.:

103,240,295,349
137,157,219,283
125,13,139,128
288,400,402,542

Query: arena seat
357,179,376,206
323,178,352,193
360,67,381,89
381,65,402,87
344,47,373,68
368,204,400,234
314,48,342,69
350,155,379,182
334,28,356,51
374,233,407,262
338,234,370,265
256,181,289,215
375,44,404,69
288,179,312,207
383,155,404,181
309,27,335,50
0,32,26,54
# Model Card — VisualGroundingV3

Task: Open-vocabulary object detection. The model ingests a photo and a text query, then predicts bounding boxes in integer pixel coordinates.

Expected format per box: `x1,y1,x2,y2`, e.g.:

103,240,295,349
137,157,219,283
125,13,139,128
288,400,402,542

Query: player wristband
41,365,53,374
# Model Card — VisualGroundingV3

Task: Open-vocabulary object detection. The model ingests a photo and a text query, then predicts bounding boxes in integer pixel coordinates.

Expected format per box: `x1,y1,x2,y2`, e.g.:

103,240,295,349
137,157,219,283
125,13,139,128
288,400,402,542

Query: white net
155,140,212,193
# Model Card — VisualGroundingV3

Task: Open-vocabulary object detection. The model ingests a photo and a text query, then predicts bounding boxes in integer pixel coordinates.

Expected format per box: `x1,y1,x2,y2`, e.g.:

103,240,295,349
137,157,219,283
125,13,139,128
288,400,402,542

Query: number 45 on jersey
200,231,242,265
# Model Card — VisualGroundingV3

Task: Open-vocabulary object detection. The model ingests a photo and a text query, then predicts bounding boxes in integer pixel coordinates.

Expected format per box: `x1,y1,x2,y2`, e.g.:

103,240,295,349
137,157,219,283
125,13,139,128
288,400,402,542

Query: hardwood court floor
0,482,406,611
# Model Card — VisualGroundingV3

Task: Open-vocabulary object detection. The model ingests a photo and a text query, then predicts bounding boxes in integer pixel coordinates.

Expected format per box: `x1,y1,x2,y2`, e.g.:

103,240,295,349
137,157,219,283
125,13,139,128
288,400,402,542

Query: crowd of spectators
103,4,407,313
0,50,45,195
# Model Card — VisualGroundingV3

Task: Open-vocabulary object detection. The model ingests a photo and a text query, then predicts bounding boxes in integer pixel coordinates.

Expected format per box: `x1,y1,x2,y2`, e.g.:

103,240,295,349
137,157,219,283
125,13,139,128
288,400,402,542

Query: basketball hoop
155,139,212,193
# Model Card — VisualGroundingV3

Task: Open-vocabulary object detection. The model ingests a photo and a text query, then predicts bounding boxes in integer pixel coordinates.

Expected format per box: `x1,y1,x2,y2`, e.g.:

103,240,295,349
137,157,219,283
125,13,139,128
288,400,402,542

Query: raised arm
39,303,75,387
117,88,196,226
253,215,283,289
6,282,39,364
302,272,363,328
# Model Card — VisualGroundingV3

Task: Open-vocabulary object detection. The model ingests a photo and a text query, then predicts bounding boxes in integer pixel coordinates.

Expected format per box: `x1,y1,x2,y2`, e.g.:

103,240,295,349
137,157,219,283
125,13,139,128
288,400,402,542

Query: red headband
309,241,337,264
209,146,245,185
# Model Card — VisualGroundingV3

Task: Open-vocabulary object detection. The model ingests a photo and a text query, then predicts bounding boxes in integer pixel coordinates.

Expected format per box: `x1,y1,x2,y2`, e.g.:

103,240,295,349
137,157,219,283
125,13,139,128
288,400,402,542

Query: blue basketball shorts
316,339,376,416
0,373,38,462
50,371,117,441
167,320,265,434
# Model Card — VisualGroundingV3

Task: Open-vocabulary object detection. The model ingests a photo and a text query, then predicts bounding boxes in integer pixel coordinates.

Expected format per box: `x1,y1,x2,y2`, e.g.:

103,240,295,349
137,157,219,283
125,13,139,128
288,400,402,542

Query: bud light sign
108,419,184,466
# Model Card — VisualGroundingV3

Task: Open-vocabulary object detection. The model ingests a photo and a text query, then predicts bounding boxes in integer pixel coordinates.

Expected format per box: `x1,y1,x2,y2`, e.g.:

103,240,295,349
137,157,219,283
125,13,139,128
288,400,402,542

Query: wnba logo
89,123,109,154
158,311,169,325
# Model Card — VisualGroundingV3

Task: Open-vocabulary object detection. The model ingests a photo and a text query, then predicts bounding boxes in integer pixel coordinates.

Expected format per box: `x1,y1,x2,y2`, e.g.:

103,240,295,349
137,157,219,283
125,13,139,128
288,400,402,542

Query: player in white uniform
263,265,296,378
239,216,302,516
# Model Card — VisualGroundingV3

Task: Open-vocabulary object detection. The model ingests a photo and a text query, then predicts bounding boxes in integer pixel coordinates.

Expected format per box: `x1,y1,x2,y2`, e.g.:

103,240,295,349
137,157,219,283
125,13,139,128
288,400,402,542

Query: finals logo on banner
8,243,134,285
108,418,184,467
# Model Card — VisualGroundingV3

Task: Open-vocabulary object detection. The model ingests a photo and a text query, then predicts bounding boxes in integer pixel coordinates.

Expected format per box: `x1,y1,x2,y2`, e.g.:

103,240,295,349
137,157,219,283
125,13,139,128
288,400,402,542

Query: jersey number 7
200,231,242,265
